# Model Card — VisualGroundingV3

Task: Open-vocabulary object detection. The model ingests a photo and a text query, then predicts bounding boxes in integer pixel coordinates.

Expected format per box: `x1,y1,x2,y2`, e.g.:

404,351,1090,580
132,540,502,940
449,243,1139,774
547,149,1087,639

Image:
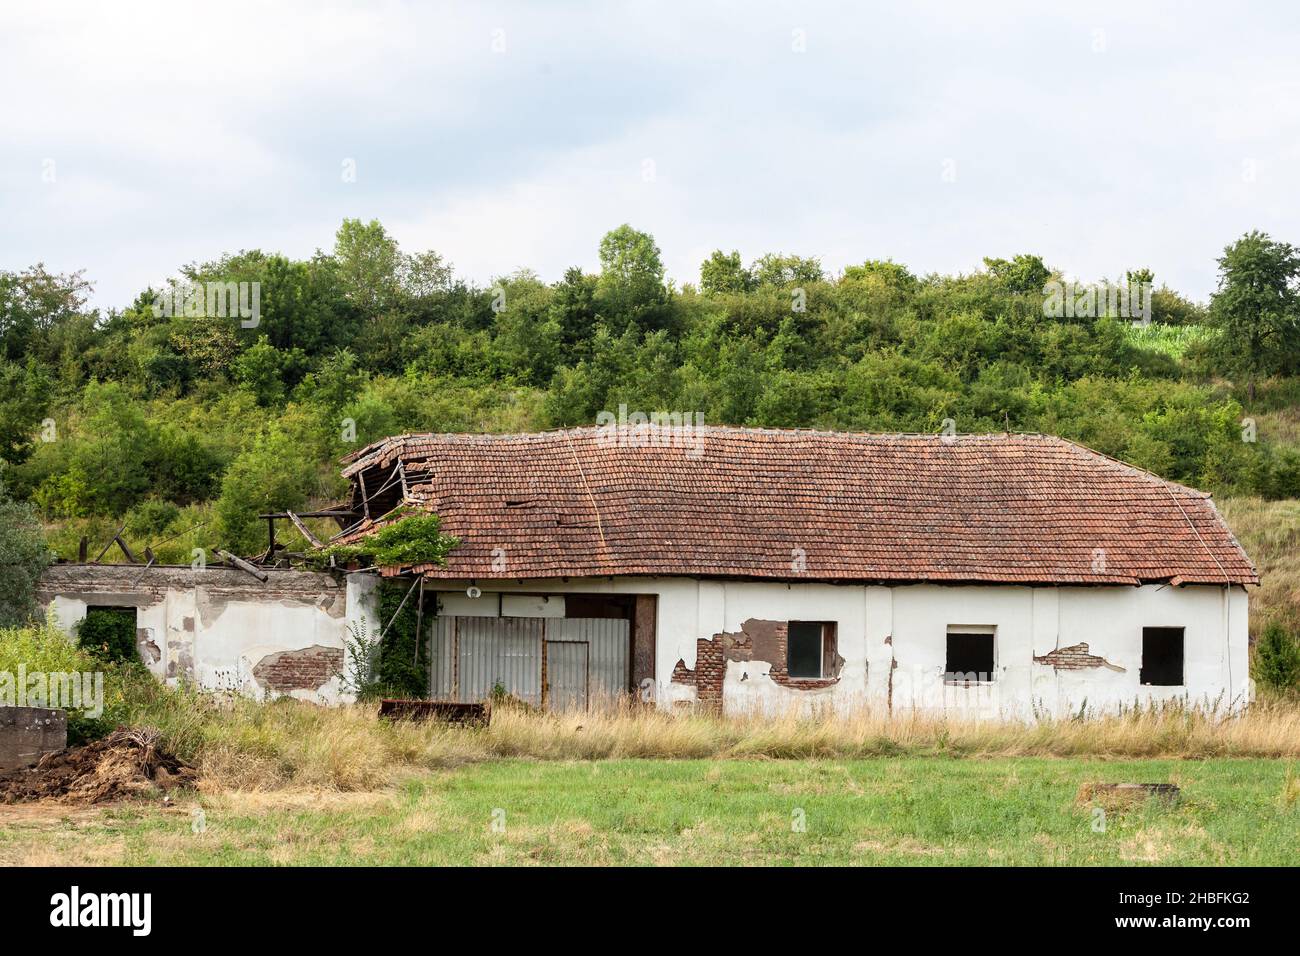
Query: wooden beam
286,511,323,549
93,523,128,563
114,535,138,564
215,549,270,583
129,553,157,589
412,577,425,665
77,536,88,563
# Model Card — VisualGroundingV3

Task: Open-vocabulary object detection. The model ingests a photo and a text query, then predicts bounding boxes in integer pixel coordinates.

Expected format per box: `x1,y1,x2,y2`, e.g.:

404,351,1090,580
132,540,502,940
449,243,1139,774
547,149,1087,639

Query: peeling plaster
136,629,161,664
1033,642,1126,672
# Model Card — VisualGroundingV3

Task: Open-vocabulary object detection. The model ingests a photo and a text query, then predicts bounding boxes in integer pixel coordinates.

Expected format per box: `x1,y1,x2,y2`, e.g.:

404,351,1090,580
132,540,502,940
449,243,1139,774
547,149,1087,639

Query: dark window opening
946,631,995,683
788,621,836,678
1140,627,1184,686
77,606,138,664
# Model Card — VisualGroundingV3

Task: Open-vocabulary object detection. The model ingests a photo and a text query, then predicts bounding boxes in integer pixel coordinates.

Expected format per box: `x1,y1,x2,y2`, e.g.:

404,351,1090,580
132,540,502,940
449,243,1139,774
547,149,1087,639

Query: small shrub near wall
75,607,138,664
1254,622,1300,694
374,580,429,699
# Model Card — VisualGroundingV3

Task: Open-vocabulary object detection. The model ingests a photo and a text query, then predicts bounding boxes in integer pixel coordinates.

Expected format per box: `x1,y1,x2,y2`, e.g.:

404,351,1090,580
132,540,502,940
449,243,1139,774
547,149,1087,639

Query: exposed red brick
253,645,344,692
1033,642,1125,672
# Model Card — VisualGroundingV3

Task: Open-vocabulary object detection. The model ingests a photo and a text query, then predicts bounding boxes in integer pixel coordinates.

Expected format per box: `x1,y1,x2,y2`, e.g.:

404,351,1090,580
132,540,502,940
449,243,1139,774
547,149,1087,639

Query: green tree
550,267,599,351
234,336,290,406
983,254,1051,295
333,218,404,318
0,359,52,465
699,250,751,294
749,252,823,287
596,224,668,332
1210,231,1300,401
1253,621,1300,692
0,482,52,625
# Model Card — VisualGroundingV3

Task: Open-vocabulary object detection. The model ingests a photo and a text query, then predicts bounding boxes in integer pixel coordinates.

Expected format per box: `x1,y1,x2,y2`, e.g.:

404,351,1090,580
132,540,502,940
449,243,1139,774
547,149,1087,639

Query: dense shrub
0,484,52,625
1254,622,1300,693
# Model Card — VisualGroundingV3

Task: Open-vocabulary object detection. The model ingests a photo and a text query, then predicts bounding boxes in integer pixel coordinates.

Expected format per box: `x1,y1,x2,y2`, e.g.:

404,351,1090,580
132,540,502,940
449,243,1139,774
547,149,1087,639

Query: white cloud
3,0,1299,305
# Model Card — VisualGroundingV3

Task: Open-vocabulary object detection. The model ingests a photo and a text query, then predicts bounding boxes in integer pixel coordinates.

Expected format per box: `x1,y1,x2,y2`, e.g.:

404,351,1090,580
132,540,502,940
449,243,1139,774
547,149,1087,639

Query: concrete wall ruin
38,564,379,704
0,706,67,770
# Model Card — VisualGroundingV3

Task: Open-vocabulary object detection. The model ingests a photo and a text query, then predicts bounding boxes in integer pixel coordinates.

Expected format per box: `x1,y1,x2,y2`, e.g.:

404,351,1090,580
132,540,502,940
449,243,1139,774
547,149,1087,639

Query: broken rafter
215,549,270,583
114,535,138,563
411,577,425,665
93,522,129,563
286,511,324,549
377,576,420,644
358,471,372,520
129,552,157,589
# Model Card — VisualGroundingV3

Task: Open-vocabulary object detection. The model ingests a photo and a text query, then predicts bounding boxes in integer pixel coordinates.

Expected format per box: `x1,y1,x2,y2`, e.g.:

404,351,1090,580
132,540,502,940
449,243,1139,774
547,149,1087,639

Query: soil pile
0,727,196,804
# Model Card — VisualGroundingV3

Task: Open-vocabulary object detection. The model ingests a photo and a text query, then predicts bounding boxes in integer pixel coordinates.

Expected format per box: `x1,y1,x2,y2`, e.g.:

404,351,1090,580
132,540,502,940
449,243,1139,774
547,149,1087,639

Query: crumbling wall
670,618,846,711
0,706,67,770
39,564,377,704
1033,642,1125,672
253,645,346,692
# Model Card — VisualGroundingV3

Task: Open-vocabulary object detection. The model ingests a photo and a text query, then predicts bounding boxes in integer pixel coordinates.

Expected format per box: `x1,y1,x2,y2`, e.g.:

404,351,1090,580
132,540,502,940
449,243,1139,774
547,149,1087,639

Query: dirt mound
0,727,196,804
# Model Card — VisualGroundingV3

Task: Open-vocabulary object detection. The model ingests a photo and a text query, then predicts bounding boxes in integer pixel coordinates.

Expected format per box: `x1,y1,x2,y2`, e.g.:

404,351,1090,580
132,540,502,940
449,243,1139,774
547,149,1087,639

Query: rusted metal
378,699,487,725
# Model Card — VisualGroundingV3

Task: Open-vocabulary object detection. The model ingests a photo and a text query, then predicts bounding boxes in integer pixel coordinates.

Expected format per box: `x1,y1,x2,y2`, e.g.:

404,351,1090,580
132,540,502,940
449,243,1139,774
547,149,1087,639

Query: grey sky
3,0,1297,308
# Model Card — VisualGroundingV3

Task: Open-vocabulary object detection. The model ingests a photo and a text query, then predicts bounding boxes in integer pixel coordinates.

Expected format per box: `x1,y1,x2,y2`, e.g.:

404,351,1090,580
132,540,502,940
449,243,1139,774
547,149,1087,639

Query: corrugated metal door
546,617,630,708
429,615,629,710
429,616,544,706
545,641,588,712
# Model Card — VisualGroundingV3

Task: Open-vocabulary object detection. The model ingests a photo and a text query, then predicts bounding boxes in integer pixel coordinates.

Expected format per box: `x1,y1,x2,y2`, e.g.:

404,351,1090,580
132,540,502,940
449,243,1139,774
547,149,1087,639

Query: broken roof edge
389,565,1255,588
339,426,1165,476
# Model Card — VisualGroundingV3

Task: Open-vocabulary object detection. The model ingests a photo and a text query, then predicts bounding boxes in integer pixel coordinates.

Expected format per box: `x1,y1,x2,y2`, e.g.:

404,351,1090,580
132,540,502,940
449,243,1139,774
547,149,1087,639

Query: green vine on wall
307,510,460,570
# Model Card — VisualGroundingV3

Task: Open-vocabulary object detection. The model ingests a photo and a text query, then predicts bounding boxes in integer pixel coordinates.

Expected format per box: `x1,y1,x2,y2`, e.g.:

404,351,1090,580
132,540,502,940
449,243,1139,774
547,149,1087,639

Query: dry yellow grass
130,687,1300,793
1219,496,1300,634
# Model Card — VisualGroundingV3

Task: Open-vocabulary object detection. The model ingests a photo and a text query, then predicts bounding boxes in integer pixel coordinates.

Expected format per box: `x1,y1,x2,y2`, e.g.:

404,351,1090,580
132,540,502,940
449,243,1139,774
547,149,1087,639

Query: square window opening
787,621,836,679
1140,627,1184,686
78,606,138,664
945,630,995,683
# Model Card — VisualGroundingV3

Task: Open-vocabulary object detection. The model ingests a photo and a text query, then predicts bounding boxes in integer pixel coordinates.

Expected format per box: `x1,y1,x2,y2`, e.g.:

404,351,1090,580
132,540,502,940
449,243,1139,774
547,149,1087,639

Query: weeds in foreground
125,685,1300,793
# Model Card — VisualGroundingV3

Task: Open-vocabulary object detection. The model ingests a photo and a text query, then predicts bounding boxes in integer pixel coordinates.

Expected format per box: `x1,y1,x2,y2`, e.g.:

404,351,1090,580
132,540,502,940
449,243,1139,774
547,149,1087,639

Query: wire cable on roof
562,428,607,551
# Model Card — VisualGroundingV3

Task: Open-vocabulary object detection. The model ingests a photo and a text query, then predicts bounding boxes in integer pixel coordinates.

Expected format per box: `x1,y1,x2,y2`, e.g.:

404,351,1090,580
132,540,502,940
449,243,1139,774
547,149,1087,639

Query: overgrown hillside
2,222,1299,638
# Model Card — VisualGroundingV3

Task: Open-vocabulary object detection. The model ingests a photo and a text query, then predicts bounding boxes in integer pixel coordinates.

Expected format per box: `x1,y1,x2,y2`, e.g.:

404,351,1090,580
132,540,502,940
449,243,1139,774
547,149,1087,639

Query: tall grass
1122,322,1221,360
127,687,1300,793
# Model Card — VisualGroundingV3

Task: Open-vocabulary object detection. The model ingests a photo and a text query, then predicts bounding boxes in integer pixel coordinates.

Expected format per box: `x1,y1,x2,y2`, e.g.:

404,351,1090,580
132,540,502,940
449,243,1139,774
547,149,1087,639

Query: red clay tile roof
336,427,1258,586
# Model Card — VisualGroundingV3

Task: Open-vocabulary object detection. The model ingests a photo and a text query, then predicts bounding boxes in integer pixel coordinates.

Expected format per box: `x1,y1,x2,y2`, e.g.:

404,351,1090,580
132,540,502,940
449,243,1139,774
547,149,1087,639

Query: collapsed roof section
335,426,1259,588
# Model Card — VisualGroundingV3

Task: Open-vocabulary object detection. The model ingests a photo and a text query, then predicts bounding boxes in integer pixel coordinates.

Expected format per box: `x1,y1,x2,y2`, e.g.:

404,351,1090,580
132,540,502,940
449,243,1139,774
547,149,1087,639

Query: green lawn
2,757,1296,866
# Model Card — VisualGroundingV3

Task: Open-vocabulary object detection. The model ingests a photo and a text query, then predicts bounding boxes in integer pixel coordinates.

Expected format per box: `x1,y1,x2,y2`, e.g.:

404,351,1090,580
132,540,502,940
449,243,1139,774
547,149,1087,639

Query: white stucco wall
39,565,1250,716
40,565,380,704
424,576,1250,716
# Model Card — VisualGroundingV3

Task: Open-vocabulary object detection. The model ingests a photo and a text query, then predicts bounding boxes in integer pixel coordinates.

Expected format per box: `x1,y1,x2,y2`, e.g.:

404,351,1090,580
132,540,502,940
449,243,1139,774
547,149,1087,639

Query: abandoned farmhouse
39,426,1258,716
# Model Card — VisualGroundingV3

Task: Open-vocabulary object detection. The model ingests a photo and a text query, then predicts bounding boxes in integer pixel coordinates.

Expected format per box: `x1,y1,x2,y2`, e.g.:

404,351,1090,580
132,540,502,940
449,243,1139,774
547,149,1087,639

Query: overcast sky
3,1,1298,309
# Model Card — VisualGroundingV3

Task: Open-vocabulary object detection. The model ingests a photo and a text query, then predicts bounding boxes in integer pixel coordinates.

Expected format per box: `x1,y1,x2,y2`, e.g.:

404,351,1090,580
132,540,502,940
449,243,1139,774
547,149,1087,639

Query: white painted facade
39,565,379,705
424,576,1251,716
37,564,1251,715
